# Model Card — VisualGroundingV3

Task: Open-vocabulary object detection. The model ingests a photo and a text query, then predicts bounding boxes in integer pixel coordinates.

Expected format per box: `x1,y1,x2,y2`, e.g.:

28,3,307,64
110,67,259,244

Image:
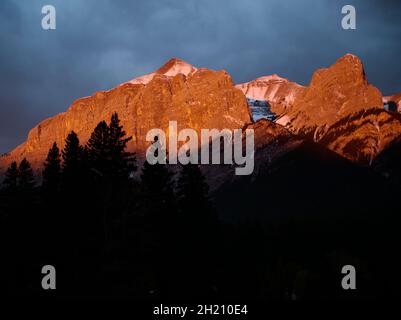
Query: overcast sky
0,0,400,154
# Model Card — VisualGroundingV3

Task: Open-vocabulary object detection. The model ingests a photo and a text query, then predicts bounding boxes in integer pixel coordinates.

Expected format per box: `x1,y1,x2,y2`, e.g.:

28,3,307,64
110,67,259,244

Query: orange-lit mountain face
284,54,401,164
0,58,251,171
239,54,401,164
1,55,401,173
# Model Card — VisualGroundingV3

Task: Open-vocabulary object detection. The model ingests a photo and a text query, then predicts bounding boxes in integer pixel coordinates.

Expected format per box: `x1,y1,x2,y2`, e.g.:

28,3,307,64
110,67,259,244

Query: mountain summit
278,54,401,164
127,58,197,85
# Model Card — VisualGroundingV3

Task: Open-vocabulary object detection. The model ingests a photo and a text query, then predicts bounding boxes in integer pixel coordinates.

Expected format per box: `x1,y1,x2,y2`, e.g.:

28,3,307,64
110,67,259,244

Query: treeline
2,113,397,300
0,112,218,299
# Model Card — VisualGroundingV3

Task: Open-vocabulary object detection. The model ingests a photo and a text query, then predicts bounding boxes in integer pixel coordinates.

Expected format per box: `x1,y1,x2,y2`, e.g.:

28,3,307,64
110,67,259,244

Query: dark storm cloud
0,0,400,153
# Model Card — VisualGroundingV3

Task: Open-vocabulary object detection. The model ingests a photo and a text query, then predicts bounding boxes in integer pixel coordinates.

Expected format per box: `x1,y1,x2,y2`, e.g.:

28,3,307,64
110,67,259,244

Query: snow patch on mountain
126,58,197,85
236,75,305,117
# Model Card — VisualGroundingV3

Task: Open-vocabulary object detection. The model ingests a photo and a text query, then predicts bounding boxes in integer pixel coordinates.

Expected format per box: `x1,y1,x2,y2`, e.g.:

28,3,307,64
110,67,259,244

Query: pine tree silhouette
18,158,35,191
1,159,35,209
61,131,84,190
86,114,136,242
3,161,18,192
87,120,110,176
87,113,136,178
40,142,62,271
59,130,95,293
2,159,37,294
109,112,136,178
42,142,61,203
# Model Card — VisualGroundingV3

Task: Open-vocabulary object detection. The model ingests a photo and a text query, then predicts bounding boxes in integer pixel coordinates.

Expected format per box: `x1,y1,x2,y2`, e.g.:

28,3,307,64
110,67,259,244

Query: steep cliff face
236,74,305,116
0,59,252,170
276,54,401,164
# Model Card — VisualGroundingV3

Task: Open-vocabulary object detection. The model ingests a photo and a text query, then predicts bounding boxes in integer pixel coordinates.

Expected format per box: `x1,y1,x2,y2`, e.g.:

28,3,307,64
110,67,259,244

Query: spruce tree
3,161,18,192
85,113,136,243
109,113,136,178
18,158,35,191
16,158,36,212
59,130,92,285
61,131,83,190
1,159,35,211
86,113,136,178
42,142,61,198
86,120,110,176
60,131,87,246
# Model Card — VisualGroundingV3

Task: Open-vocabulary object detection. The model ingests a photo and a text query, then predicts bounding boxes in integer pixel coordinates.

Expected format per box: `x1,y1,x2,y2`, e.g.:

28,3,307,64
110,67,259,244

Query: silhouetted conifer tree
2,158,35,207
87,120,110,176
87,113,136,178
109,112,136,178
86,114,136,242
59,131,95,293
3,161,18,192
1,161,19,216
42,142,61,203
2,158,37,294
61,131,83,189
18,158,35,191
39,142,62,270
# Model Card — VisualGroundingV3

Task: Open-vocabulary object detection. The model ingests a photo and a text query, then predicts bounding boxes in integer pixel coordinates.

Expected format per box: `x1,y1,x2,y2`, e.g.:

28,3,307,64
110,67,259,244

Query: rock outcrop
0,59,252,171
276,54,401,164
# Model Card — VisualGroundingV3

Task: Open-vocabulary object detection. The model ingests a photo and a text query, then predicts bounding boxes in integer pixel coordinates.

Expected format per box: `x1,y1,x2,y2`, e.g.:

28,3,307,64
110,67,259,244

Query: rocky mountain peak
127,58,197,85
155,57,197,76
280,54,401,164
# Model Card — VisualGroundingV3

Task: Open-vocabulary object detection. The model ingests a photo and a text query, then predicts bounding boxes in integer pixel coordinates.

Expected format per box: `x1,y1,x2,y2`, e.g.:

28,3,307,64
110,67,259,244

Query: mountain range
1,54,401,174
2,54,401,300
